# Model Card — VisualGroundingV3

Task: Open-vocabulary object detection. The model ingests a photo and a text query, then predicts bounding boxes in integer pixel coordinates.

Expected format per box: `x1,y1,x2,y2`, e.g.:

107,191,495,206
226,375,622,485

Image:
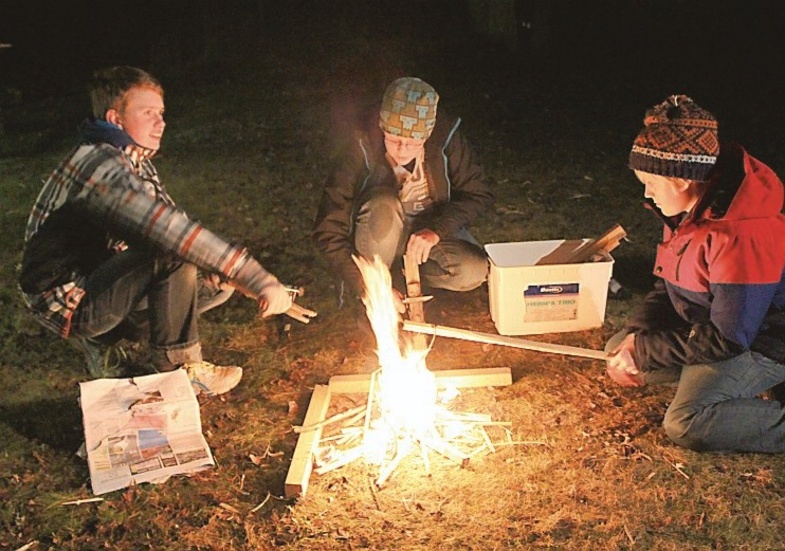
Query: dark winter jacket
626,143,785,369
313,110,494,295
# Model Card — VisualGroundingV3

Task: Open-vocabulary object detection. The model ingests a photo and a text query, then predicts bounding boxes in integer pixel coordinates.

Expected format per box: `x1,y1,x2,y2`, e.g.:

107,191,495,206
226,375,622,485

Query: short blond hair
89,66,164,119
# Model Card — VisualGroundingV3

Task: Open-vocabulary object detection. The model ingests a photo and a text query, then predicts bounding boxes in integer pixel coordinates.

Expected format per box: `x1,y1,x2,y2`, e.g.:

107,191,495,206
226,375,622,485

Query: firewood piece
534,239,588,265
401,295,434,304
376,439,412,486
403,254,428,352
422,432,470,466
292,404,367,434
226,281,317,323
563,224,626,264
285,384,331,498
327,367,512,395
479,425,496,453
363,369,379,440
314,445,365,475
286,303,317,324
403,320,608,361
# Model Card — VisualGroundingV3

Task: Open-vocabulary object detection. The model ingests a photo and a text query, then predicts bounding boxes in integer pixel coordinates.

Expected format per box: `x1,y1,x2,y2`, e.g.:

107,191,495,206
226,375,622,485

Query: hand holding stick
232,282,317,324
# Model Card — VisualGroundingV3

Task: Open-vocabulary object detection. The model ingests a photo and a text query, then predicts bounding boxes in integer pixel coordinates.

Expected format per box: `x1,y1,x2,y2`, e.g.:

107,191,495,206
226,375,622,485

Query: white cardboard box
485,240,614,335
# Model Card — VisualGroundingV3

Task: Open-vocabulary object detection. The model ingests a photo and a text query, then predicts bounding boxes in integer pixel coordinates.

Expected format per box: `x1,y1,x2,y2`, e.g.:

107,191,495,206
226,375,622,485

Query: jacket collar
77,118,157,162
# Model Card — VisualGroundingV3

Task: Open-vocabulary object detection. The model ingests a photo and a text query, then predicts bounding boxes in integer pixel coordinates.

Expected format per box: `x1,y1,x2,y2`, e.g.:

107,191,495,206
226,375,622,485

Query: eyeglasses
384,135,426,150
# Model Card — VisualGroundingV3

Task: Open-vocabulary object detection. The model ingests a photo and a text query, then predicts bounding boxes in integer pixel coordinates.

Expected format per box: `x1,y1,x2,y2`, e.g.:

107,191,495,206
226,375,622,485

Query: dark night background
2,1,783,163
2,4,785,547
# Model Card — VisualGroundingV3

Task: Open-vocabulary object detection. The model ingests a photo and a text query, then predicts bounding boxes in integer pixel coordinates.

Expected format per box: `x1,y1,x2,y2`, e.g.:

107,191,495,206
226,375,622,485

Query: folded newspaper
79,369,214,495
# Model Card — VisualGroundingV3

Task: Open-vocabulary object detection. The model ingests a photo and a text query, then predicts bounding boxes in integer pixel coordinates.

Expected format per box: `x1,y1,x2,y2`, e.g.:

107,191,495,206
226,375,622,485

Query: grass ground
2,3,784,550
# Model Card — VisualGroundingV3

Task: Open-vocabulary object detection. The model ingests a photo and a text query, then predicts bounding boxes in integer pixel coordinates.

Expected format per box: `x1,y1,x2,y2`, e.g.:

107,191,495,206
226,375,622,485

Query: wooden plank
534,225,626,266
534,239,587,265
328,367,512,395
563,224,626,264
429,367,512,389
403,320,608,361
403,254,428,351
284,384,331,498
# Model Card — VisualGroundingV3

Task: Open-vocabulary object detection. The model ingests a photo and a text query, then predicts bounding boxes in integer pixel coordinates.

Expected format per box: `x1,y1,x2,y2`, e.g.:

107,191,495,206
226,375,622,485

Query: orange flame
353,256,437,452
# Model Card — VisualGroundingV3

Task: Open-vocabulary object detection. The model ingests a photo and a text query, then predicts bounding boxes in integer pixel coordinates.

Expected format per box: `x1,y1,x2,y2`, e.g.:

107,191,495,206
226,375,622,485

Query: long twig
363,369,379,440
249,492,271,514
314,446,364,475
60,497,104,506
293,404,367,433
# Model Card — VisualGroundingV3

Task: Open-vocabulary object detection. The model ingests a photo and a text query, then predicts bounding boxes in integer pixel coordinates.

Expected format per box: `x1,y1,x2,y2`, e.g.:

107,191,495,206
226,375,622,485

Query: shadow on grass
0,396,84,452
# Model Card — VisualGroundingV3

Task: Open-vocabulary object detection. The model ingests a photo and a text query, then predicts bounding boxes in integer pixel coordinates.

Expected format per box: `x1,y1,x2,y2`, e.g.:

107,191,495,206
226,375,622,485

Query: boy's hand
258,282,294,318
606,333,644,387
203,273,232,292
406,229,440,264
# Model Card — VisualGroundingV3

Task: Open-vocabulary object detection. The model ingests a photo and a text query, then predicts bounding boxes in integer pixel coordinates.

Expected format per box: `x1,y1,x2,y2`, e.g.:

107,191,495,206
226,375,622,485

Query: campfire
286,256,515,495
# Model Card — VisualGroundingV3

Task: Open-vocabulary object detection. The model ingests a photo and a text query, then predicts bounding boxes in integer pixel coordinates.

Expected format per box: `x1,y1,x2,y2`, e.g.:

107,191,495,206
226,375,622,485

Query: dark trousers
69,249,233,370
354,188,489,292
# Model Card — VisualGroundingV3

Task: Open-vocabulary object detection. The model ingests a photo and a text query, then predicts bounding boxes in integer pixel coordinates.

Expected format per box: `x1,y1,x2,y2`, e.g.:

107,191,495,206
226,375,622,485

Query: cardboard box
485,240,614,335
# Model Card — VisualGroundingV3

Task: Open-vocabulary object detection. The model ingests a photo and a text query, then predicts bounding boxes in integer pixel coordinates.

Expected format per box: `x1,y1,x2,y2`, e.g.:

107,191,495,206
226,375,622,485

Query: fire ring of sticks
284,366,515,498
285,256,522,498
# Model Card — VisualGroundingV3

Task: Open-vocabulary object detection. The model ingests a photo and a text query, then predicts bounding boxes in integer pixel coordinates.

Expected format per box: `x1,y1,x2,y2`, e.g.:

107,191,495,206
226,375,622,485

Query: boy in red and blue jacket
606,95,785,452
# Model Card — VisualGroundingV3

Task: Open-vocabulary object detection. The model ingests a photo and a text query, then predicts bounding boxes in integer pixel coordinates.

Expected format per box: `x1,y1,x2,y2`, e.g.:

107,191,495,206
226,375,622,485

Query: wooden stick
285,384,331,498
420,442,431,475
403,254,429,352
563,224,627,263
249,492,271,514
479,425,496,453
401,295,434,304
376,440,411,486
292,404,367,433
423,433,470,467
285,308,311,324
60,497,104,506
363,369,379,440
314,445,365,475
228,281,316,323
289,302,317,318
403,321,608,361
327,367,512,394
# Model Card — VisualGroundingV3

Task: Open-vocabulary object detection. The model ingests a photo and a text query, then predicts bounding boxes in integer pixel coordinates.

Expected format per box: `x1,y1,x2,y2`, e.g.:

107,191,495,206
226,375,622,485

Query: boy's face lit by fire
634,170,701,217
107,86,166,151
384,132,426,166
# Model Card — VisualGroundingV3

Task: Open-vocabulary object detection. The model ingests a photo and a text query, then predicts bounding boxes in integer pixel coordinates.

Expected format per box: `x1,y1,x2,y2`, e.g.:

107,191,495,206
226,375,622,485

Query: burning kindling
290,256,515,491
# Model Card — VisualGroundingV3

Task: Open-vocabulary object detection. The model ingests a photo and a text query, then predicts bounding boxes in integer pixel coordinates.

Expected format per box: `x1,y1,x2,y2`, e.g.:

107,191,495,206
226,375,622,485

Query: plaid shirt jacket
20,132,269,337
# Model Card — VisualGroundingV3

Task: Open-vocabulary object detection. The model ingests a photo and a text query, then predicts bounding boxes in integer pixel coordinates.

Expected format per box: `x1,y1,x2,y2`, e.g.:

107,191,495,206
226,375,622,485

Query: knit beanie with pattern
629,95,719,181
379,77,439,140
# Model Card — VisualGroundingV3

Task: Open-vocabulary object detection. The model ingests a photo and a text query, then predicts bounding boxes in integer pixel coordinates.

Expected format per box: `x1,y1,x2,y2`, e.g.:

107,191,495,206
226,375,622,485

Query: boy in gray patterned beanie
314,76,495,310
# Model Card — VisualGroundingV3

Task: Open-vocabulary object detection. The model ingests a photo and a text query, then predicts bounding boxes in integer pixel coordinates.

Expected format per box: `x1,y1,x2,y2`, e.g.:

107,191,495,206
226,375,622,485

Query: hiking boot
69,336,127,378
184,361,243,397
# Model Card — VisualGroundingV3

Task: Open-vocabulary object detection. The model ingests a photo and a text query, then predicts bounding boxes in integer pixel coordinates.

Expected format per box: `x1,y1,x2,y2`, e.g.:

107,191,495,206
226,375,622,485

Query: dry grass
2,2,785,550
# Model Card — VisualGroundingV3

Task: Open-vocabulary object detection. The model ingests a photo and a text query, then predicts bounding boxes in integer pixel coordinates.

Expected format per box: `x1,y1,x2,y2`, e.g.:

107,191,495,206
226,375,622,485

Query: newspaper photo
79,369,214,495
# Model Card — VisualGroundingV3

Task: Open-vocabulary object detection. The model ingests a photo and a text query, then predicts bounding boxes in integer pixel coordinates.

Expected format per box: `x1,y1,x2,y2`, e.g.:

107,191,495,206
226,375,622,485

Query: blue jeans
69,249,234,371
605,330,785,452
354,188,488,292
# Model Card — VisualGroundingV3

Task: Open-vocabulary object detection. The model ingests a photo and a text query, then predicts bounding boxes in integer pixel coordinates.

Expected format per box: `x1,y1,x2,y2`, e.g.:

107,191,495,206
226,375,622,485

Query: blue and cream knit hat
629,95,719,182
379,77,438,140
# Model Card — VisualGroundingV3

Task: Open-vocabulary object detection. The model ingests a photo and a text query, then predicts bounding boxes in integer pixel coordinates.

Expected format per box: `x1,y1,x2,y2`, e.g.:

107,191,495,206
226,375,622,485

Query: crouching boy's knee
663,407,709,451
